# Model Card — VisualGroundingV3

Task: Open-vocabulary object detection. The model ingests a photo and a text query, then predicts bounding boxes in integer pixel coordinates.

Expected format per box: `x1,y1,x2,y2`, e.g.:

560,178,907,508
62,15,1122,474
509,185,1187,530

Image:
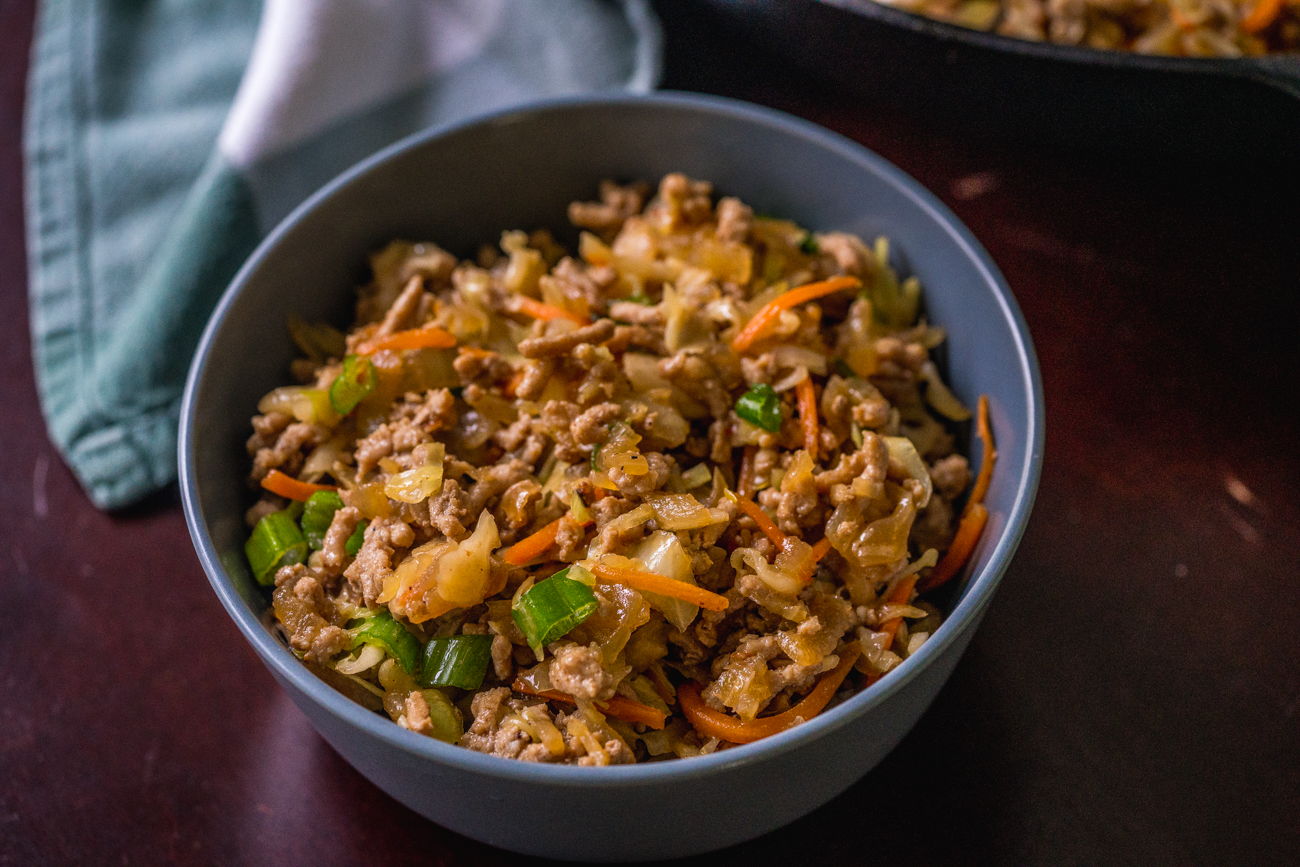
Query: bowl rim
179,89,1044,784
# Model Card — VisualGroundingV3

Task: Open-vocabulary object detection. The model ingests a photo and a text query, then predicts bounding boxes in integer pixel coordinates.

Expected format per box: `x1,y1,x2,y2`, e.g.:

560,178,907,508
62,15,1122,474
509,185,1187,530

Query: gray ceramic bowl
180,92,1044,861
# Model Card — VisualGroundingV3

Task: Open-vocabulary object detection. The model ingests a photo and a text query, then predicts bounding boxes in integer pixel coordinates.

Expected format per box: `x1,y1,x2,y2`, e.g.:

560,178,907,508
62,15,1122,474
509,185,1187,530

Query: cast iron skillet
696,0,1300,161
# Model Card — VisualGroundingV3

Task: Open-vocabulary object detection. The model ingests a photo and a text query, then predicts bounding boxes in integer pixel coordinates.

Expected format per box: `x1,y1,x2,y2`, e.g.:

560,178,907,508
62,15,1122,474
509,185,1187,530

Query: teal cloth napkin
25,0,661,509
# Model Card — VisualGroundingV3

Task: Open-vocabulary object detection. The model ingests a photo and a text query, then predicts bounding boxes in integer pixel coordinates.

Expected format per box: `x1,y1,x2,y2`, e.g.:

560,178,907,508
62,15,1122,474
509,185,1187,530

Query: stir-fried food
876,0,1300,56
243,174,995,764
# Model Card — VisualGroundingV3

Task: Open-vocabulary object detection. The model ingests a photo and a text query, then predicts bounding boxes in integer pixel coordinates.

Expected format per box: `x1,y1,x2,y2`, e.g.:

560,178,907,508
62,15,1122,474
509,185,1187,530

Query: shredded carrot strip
678,644,862,744
590,564,730,612
500,516,581,566
811,537,832,564
511,680,667,730
1241,0,1283,34
356,323,456,355
967,394,996,512
876,572,920,650
792,537,835,587
795,375,819,460
917,503,988,593
732,495,785,547
731,276,861,353
260,469,337,501
512,296,590,326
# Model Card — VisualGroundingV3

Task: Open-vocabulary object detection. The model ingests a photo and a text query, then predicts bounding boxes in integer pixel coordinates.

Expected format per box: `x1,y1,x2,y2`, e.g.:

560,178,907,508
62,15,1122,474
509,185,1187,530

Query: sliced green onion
421,634,495,690
832,357,855,378
245,510,308,586
329,354,376,414
512,569,598,652
799,232,819,255
626,292,656,305
344,520,367,557
300,490,345,550
420,688,463,743
351,608,422,675
735,383,783,432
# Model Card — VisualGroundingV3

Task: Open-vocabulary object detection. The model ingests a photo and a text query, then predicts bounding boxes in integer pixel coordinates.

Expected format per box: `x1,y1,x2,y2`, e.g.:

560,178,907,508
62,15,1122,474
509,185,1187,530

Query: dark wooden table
3,3,1298,864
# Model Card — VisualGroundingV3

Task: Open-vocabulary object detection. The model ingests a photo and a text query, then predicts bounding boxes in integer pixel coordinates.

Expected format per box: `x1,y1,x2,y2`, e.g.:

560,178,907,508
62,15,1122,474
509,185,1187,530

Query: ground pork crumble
245,174,991,764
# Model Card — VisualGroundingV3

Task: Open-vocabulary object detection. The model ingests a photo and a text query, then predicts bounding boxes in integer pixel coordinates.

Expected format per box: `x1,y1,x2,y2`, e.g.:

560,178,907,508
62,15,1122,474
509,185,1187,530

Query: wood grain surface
2,2,1297,864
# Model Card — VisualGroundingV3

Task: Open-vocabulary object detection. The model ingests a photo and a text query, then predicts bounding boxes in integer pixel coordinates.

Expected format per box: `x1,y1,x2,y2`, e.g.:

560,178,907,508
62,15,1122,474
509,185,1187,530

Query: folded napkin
25,0,661,509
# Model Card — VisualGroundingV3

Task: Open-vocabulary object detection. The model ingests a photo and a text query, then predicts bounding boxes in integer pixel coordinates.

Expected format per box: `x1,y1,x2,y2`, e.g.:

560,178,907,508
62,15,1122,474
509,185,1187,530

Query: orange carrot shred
1241,0,1283,34
917,502,988,593
590,564,730,612
512,295,590,326
502,517,564,566
732,495,785,548
811,537,833,563
795,374,819,460
356,323,457,355
875,572,920,649
731,276,861,353
678,643,862,744
511,679,667,730
260,469,337,501
967,394,996,512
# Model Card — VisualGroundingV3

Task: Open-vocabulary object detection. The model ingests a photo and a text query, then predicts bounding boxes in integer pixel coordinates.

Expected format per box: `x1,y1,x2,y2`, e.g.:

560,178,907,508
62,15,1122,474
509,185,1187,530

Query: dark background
3,1,1298,864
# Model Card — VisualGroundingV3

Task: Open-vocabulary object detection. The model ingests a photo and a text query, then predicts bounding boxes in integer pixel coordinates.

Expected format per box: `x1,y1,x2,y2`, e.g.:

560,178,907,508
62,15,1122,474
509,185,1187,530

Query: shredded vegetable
734,383,783,432
300,490,344,549
245,509,307,586
678,644,862,743
731,276,861,353
512,569,600,652
329,354,377,414
351,609,422,676
260,469,337,501
357,323,457,355
590,564,729,612
511,679,668,730
421,634,495,690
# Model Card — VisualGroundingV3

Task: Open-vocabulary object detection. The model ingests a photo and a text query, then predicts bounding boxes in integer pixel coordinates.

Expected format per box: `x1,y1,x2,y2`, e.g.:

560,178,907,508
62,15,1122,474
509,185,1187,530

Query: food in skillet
875,0,1299,56
243,174,995,764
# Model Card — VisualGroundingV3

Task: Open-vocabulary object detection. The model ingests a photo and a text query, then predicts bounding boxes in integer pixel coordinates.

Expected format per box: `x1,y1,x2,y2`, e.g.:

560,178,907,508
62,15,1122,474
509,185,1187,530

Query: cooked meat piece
271,565,349,663
549,643,614,701
567,180,649,236
376,274,425,336
250,422,322,481
517,318,616,359
319,505,363,574
714,196,752,243
607,300,665,326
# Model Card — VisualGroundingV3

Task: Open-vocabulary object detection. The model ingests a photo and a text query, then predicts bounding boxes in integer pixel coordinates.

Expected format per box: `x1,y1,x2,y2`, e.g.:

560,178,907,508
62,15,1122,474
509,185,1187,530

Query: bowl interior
181,92,1043,780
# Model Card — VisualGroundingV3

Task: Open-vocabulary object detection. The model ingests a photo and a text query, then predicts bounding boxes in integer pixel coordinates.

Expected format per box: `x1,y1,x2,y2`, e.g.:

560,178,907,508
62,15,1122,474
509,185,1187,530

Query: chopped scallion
799,232,819,255
735,383,783,432
420,688,464,743
300,490,344,549
421,634,495,690
512,568,598,652
344,520,367,557
329,354,376,414
351,609,422,675
245,509,308,586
